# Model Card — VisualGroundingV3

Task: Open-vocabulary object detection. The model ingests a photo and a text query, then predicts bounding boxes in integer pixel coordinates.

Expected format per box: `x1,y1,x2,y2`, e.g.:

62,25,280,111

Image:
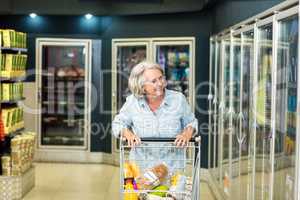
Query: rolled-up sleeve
180,94,198,135
112,96,133,138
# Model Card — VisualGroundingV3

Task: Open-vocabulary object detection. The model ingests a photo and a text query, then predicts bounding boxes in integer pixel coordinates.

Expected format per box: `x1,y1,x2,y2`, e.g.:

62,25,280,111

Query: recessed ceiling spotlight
29,13,37,18
85,14,93,20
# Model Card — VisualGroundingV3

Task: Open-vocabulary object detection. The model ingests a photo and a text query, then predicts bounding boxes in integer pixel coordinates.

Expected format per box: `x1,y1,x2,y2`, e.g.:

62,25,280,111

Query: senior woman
112,61,198,170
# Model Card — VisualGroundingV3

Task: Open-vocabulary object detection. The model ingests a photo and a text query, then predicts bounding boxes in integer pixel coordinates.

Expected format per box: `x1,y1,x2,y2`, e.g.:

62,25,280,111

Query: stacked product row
0,107,24,135
0,54,27,78
0,82,24,101
1,132,36,176
0,29,27,49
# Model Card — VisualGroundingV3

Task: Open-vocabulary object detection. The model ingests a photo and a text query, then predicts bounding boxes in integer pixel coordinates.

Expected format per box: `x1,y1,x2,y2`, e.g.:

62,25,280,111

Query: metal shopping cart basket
120,137,201,200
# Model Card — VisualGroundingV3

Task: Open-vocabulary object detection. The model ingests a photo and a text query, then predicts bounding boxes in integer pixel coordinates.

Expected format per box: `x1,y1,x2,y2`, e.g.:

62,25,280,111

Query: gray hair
128,61,164,98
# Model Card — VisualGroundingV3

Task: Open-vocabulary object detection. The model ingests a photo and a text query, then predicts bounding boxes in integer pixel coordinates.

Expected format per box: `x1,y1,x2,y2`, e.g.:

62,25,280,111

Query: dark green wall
0,11,212,166
0,0,285,168
212,0,285,34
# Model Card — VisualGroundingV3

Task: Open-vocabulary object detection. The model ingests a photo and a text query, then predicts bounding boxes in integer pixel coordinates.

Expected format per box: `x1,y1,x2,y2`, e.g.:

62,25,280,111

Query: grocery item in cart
169,173,186,192
124,179,138,200
149,185,169,197
124,162,140,179
166,174,193,200
136,163,169,190
141,194,175,200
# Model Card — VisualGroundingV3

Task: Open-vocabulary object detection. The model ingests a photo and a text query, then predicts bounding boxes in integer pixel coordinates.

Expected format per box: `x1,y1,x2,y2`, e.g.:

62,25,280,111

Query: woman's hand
174,126,194,147
121,128,141,147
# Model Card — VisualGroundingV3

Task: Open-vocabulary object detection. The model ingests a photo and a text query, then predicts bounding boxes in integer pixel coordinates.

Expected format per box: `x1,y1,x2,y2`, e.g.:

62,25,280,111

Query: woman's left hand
174,126,194,147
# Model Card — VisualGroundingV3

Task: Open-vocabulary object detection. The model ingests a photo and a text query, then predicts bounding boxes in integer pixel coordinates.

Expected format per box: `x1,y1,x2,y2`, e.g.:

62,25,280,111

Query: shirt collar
138,89,171,108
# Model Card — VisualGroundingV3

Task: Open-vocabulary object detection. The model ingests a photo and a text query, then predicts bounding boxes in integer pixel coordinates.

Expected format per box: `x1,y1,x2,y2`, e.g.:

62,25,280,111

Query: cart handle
140,136,201,143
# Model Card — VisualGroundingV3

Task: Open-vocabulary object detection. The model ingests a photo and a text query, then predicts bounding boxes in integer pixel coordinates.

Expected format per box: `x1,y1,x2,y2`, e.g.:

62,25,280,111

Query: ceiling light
29,13,37,18
85,14,93,20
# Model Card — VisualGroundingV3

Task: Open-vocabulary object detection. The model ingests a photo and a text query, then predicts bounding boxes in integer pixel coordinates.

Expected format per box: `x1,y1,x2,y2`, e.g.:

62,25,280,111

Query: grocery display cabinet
208,0,300,199
111,37,195,161
36,38,92,151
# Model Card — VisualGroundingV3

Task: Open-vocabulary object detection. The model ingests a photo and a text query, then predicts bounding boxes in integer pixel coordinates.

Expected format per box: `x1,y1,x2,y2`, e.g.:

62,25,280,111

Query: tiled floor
24,162,216,200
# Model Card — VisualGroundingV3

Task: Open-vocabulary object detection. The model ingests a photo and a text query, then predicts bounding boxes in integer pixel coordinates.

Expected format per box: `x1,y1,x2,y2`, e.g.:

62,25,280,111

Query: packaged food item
124,178,139,200
145,194,175,200
124,162,140,179
1,155,12,176
2,30,14,48
0,116,5,141
149,185,169,197
169,174,186,192
136,163,169,190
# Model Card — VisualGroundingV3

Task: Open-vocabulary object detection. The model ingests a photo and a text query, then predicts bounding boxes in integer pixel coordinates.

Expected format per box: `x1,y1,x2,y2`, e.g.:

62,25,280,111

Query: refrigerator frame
111,37,196,158
208,1,300,199
36,38,92,151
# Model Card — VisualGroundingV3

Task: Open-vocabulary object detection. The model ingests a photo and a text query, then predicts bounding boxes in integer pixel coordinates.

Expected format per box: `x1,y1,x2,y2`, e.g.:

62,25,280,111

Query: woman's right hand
121,128,141,147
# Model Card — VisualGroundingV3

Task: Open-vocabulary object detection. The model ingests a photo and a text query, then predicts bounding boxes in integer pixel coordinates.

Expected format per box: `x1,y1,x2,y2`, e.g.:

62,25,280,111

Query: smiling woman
112,61,198,147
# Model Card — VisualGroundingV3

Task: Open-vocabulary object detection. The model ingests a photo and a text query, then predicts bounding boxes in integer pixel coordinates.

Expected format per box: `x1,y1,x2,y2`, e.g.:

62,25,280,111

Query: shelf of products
0,29,36,199
0,76,26,82
0,47,27,53
0,53,27,78
1,98,26,105
156,45,190,97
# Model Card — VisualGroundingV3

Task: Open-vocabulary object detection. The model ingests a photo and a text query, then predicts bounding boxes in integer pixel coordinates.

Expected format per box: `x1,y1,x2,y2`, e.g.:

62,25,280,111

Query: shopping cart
120,137,201,200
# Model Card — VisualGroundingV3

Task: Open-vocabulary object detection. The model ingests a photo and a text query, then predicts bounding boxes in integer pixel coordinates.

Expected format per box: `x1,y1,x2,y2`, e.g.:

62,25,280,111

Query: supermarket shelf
0,47,28,53
42,118,84,125
43,88,85,94
42,101,84,106
0,76,26,82
5,127,25,138
167,80,188,85
43,113,85,117
1,97,26,105
42,75,84,81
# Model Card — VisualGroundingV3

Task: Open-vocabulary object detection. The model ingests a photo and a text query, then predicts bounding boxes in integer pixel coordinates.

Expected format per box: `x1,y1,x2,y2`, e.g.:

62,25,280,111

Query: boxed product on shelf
0,107,24,135
0,29,15,48
1,54,27,78
0,54,5,72
0,29,27,48
1,132,36,176
1,155,11,176
0,82,24,101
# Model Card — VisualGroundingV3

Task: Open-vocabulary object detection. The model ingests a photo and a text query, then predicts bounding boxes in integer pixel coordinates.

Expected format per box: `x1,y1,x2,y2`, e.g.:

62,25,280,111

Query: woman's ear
142,86,146,94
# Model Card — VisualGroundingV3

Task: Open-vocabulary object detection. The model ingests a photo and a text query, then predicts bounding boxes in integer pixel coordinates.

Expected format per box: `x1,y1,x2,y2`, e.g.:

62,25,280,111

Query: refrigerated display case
220,36,231,196
209,38,222,183
231,33,243,199
36,38,92,150
240,29,255,200
208,1,300,200
112,37,195,155
273,11,298,200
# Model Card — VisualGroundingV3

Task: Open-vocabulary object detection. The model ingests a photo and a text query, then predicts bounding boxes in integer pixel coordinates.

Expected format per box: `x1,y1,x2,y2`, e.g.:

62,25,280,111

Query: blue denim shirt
112,89,198,171
112,89,198,138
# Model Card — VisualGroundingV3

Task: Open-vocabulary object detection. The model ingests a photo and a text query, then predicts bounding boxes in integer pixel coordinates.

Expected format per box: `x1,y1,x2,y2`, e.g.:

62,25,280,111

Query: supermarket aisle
23,163,216,200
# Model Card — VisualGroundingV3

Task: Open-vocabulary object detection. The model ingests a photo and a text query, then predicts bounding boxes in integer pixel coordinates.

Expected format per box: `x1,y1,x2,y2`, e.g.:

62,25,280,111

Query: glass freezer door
153,40,195,108
255,23,273,200
273,15,298,200
221,37,231,195
241,30,255,200
37,39,91,149
116,45,148,110
231,34,242,198
112,41,149,152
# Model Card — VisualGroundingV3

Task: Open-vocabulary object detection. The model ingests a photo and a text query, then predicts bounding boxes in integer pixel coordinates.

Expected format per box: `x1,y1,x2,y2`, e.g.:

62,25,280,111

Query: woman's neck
147,95,163,104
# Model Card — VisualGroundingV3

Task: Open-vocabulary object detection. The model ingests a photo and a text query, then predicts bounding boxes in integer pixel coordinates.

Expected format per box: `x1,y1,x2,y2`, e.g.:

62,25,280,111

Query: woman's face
143,68,166,98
